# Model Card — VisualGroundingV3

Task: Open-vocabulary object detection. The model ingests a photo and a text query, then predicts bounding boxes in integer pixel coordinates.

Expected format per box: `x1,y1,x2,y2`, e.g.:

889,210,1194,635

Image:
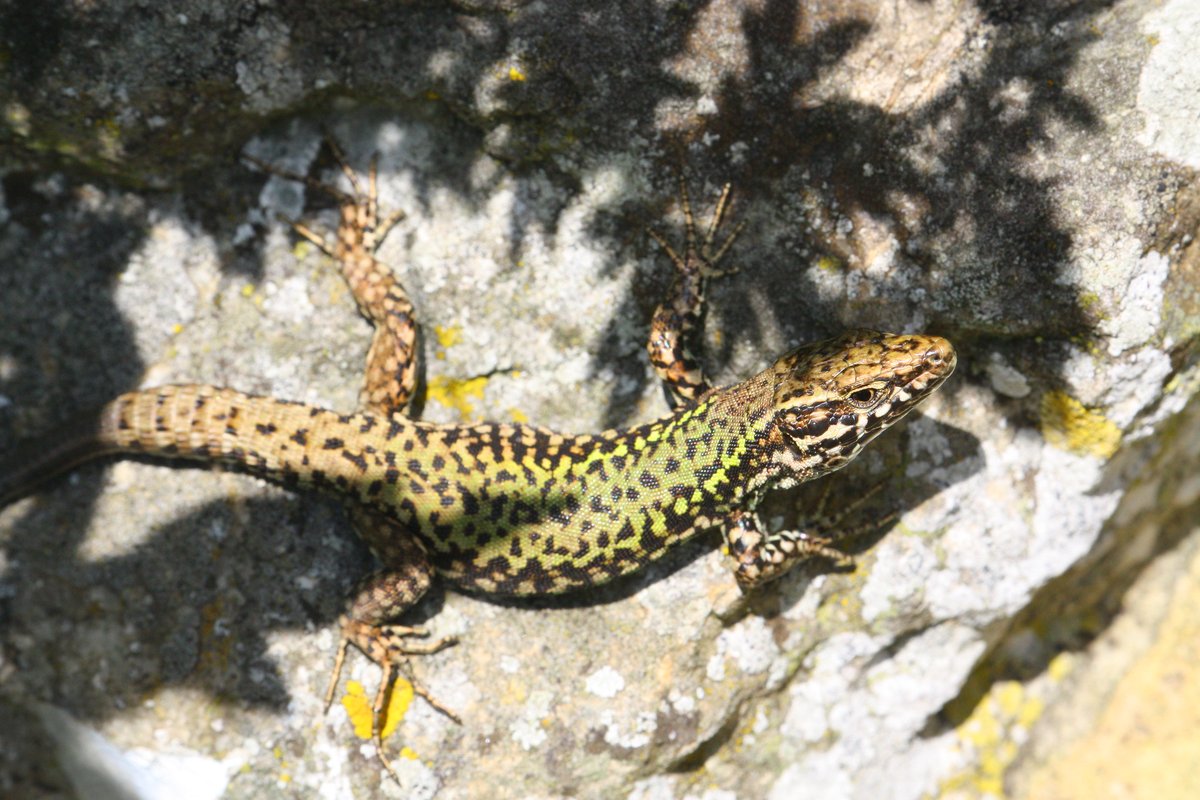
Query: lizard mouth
869,334,956,417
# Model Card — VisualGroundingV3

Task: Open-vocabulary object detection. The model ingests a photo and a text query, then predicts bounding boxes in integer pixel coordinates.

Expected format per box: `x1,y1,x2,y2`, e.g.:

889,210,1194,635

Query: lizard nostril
923,339,955,370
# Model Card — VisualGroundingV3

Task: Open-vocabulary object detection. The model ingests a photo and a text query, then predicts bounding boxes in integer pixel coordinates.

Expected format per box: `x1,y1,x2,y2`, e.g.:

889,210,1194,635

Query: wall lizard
0,142,956,779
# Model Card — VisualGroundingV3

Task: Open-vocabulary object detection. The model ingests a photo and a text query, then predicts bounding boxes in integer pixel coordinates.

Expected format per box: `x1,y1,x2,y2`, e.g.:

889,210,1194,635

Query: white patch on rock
1101,346,1174,431
705,651,727,683
115,216,210,364
510,690,554,751
770,750,855,800
1029,445,1122,572
775,625,983,800
781,632,880,743
597,709,656,750
1138,0,1200,168
707,616,783,686
667,688,696,715
261,275,314,324
1099,250,1169,357
984,352,1031,398
628,775,679,800
585,666,626,698
860,536,936,623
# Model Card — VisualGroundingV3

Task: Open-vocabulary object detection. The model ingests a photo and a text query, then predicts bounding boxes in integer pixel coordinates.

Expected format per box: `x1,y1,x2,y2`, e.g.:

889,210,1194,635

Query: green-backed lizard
0,141,956,779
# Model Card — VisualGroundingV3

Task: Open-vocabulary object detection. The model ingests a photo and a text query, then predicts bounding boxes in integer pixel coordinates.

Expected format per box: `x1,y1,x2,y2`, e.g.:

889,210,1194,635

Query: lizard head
768,330,956,480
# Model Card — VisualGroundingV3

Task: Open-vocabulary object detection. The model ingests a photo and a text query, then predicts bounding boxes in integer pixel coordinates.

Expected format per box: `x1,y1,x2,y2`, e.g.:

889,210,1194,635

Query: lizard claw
647,180,745,281
322,616,460,779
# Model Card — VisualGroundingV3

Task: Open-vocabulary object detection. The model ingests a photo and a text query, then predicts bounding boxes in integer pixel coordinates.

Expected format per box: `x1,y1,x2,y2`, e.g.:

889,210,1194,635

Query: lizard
0,140,956,780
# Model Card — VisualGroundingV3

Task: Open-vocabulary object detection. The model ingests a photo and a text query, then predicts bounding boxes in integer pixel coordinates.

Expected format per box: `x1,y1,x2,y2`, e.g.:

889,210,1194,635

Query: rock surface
1,1,1198,798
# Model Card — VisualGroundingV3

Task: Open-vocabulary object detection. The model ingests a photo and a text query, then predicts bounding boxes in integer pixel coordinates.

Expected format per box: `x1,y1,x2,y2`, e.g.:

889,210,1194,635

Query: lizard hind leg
329,509,459,780
247,139,419,414
314,139,420,415
328,614,459,781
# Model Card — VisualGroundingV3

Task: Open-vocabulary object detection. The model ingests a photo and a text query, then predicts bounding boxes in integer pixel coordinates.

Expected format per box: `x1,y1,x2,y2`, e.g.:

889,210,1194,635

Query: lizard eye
846,385,884,409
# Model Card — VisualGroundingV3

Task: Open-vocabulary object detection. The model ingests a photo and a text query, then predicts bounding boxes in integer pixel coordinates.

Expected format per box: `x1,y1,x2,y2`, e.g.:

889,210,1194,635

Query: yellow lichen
434,324,463,348
434,324,463,359
93,117,122,161
1047,652,1074,682
272,746,291,783
426,374,489,419
1039,391,1122,459
291,240,312,260
500,676,529,706
938,679,1046,797
341,678,413,740
4,102,31,136
508,66,527,82
1076,291,1102,315
816,255,843,272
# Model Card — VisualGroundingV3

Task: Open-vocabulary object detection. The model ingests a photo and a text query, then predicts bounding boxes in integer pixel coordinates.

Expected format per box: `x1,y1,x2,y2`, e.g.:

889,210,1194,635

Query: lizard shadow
0,162,370,724
1,462,439,721
578,0,1115,437
0,167,156,773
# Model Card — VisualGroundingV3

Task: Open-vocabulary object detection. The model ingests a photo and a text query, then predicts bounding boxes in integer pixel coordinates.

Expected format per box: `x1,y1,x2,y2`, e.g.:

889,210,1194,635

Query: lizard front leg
724,508,856,589
725,475,905,588
646,179,745,408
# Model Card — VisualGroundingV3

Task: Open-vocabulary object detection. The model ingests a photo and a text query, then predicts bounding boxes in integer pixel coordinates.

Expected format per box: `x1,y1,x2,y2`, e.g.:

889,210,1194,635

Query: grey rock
1,0,1198,798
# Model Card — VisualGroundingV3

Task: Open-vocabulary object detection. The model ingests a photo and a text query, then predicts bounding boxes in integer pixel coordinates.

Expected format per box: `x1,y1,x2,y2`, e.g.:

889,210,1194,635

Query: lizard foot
647,178,746,280
324,616,460,781
732,475,902,589
244,138,406,259
643,177,748,406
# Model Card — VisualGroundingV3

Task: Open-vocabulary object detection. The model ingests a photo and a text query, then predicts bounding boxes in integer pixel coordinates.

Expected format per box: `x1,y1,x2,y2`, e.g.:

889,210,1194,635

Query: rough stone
1,0,1198,798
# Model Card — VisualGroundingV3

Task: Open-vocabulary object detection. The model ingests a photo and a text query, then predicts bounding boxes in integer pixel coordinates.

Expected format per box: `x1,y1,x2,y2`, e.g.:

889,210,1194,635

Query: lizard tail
0,385,382,507
0,411,110,507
